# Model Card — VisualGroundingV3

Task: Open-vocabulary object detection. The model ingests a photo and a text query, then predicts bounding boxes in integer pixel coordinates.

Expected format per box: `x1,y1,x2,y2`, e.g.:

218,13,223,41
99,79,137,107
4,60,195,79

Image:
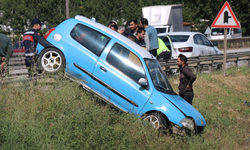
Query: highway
220,47,250,53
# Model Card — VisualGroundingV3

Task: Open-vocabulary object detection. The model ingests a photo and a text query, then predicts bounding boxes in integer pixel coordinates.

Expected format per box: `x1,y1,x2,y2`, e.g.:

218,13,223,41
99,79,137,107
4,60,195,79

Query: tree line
0,0,249,36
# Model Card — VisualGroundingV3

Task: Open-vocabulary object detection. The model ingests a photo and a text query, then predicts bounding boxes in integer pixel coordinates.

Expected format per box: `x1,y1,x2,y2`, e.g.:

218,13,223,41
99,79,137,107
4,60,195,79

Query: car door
162,35,177,58
199,34,217,55
91,43,152,114
193,34,208,56
68,24,111,88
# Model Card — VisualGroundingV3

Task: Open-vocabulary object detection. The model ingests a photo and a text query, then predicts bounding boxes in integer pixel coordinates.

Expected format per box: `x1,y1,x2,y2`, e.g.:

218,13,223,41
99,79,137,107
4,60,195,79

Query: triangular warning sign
211,1,240,28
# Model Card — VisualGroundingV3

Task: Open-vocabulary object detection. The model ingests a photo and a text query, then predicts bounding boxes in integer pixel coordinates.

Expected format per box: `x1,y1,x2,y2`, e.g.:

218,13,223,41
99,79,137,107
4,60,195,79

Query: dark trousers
149,49,157,57
181,95,194,105
25,56,36,76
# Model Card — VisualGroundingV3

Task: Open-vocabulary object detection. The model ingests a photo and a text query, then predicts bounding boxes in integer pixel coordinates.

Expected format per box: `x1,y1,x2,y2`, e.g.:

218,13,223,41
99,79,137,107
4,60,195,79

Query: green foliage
0,0,249,36
0,67,250,149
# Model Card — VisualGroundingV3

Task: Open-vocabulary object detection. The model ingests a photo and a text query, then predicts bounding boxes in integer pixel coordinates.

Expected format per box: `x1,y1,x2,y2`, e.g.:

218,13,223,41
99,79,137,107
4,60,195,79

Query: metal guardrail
211,37,250,49
1,51,250,84
159,51,250,74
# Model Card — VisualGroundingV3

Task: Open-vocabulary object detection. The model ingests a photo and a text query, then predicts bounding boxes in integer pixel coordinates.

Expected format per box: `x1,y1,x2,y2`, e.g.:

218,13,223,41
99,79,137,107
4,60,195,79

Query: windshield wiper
155,85,175,95
155,85,168,92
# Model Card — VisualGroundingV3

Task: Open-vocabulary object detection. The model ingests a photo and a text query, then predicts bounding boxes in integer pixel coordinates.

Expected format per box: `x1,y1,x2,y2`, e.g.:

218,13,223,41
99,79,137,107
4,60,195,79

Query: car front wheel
38,48,65,74
143,112,168,130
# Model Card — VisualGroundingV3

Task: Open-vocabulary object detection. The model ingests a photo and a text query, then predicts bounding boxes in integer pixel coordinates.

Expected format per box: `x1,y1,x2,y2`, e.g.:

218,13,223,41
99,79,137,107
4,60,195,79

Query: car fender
140,90,206,127
139,90,186,126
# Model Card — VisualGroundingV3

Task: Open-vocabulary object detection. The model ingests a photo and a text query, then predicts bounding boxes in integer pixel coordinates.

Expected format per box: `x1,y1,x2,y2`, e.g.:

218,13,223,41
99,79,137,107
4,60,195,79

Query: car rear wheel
143,112,168,130
38,48,65,74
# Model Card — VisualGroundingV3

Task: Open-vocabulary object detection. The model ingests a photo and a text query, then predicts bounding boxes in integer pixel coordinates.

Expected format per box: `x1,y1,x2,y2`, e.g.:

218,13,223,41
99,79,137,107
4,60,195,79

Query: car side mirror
213,42,218,46
138,78,148,87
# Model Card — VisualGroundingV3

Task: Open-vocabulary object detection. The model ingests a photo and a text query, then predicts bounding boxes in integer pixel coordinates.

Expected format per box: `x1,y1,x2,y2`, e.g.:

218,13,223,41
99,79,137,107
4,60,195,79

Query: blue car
36,15,206,134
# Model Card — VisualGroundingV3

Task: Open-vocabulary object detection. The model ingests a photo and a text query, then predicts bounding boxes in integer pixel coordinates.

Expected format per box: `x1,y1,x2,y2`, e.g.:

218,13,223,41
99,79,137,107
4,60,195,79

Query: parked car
13,41,24,53
36,15,206,134
159,32,221,59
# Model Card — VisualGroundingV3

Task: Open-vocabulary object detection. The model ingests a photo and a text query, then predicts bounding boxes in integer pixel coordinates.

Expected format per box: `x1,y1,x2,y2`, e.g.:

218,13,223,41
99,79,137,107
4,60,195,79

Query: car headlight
180,118,194,131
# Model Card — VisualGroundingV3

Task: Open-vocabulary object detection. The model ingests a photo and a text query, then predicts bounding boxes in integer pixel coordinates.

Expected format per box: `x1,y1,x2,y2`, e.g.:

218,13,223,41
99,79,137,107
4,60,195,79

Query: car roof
167,32,201,36
74,15,153,59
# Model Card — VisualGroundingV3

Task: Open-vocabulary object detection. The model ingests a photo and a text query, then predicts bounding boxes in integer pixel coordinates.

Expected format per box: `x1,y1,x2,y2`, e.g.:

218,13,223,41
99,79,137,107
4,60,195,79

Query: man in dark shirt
129,20,138,36
135,27,146,48
0,33,14,74
23,18,42,76
176,54,196,105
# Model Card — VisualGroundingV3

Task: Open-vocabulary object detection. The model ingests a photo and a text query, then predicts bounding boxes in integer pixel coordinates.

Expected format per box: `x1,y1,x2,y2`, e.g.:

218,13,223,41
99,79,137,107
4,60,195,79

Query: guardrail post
208,64,213,74
193,66,198,73
235,58,238,67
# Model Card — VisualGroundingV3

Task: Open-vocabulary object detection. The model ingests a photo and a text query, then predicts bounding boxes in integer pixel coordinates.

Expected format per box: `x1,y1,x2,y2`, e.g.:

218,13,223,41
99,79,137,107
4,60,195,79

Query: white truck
207,26,242,40
142,4,183,36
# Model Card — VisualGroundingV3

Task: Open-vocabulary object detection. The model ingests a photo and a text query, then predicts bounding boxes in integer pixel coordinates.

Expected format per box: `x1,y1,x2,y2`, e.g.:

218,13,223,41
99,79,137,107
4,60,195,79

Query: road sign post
211,1,241,76
223,28,227,76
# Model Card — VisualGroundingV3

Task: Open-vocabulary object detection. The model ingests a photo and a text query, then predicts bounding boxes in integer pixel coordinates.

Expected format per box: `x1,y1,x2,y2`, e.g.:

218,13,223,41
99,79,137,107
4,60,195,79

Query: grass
0,67,250,149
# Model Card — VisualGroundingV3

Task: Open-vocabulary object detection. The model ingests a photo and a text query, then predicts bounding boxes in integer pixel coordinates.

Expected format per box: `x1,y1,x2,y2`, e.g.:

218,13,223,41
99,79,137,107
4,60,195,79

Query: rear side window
169,35,189,42
70,24,110,56
107,43,146,83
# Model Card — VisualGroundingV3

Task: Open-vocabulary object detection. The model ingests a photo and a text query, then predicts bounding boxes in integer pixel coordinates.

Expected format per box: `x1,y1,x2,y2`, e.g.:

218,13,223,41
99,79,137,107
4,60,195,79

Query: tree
0,0,249,36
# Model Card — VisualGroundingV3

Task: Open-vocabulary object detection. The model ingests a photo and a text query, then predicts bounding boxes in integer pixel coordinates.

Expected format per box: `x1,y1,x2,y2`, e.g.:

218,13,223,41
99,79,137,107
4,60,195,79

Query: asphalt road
220,47,250,53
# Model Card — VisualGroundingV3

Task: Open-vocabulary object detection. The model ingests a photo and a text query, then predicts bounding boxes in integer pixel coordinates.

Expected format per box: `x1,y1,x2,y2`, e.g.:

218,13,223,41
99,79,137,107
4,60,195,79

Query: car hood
162,93,206,126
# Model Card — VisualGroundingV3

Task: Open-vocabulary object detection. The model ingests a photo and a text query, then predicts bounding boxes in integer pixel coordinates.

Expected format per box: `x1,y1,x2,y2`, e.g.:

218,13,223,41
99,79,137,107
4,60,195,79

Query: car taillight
178,47,193,52
44,28,55,39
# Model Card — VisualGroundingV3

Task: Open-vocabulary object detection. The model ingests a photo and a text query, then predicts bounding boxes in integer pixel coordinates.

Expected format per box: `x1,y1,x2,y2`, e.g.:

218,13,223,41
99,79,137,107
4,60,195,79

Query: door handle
100,66,107,72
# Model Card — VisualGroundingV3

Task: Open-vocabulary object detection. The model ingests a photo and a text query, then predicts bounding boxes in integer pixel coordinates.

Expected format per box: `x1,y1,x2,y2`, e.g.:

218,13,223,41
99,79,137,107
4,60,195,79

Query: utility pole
66,0,69,19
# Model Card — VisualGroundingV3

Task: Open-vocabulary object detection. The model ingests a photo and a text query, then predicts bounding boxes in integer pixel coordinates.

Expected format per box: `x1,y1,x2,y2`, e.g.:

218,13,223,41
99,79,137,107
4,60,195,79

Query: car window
193,34,204,45
156,28,166,34
233,28,241,34
162,36,172,50
169,35,189,42
211,28,229,35
199,34,212,46
107,43,146,83
70,24,110,56
14,42,23,49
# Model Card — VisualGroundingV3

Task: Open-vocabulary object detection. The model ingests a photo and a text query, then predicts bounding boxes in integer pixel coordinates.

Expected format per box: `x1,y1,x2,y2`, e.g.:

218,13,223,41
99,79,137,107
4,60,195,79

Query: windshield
211,28,229,36
156,28,166,34
145,59,175,94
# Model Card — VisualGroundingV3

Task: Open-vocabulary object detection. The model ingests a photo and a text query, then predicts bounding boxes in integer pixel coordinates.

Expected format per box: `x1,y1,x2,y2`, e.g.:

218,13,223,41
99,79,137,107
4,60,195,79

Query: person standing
23,18,42,76
129,20,138,36
157,38,171,60
118,26,125,34
139,18,158,57
176,54,196,105
135,27,146,47
110,24,118,32
0,33,14,75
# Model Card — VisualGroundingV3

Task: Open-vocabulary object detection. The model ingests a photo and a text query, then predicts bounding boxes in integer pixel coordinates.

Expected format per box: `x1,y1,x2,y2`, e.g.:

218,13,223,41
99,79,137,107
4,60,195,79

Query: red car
13,41,24,53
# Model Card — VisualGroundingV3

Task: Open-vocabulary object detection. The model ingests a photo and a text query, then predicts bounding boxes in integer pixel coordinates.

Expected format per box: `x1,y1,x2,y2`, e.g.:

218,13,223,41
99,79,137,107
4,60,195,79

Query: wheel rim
41,51,62,72
144,115,160,129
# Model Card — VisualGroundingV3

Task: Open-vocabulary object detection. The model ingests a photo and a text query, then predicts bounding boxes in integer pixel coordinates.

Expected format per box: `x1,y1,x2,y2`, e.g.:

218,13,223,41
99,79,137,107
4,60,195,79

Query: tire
37,48,65,74
143,112,168,130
